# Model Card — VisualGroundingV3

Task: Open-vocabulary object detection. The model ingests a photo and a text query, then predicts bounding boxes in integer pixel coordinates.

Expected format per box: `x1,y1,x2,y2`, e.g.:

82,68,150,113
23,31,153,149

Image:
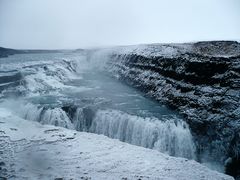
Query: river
0,52,196,160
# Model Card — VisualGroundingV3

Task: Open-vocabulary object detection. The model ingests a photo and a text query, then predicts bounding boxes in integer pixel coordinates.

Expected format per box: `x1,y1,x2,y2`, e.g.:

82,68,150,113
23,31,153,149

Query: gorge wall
104,41,240,178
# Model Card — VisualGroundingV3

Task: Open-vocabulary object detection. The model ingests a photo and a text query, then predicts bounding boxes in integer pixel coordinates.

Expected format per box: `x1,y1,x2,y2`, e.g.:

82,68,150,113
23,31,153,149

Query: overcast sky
0,0,239,49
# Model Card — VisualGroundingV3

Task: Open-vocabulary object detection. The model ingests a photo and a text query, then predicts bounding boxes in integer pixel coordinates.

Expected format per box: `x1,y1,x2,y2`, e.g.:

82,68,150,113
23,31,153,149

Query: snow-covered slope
0,108,233,180
106,40,240,58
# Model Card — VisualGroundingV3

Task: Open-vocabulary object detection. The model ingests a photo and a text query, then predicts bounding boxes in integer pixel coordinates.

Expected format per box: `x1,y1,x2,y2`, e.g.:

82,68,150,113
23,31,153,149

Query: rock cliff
105,41,240,178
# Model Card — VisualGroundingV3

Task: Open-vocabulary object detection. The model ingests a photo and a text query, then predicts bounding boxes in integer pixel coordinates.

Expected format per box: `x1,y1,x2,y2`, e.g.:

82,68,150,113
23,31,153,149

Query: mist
0,0,240,49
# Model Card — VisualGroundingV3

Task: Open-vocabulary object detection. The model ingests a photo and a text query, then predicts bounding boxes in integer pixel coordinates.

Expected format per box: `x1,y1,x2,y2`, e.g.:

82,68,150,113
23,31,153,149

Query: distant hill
23,49,62,54
0,47,23,58
0,47,63,58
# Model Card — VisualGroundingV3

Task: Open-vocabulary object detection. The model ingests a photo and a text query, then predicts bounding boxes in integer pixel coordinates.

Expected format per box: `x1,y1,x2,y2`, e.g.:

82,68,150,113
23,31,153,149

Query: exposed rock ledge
0,108,233,180
103,41,240,178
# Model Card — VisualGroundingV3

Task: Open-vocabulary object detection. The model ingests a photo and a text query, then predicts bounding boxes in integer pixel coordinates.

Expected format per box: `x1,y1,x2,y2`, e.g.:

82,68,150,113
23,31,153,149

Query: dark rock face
105,41,240,178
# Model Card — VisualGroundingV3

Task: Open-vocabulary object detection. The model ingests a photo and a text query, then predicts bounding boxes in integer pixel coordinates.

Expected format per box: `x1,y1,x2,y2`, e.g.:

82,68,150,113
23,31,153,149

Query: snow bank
0,108,233,180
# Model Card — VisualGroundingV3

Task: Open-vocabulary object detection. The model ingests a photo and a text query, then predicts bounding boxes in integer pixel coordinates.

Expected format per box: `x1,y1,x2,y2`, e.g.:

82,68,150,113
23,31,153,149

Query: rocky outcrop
105,41,240,178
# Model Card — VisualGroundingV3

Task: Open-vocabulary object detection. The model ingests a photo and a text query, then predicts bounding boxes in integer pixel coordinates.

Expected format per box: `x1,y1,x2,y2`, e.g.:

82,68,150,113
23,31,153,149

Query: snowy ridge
112,43,192,58
110,41,240,58
0,108,233,180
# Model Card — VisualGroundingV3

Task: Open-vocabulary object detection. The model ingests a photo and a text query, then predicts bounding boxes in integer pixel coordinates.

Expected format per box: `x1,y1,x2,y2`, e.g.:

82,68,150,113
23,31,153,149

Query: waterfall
14,101,196,159
74,108,196,159
21,103,74,129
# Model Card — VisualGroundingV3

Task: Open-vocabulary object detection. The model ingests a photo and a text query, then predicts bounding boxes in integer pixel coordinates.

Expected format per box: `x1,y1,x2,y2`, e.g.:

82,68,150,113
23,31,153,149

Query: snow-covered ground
0,108,233,180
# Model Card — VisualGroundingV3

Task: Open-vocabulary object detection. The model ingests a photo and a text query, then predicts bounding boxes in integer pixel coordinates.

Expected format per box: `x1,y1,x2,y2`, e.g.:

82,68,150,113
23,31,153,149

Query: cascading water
0,52,196,162
84,109,195,159
19,103,74,129
16,101,196,160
